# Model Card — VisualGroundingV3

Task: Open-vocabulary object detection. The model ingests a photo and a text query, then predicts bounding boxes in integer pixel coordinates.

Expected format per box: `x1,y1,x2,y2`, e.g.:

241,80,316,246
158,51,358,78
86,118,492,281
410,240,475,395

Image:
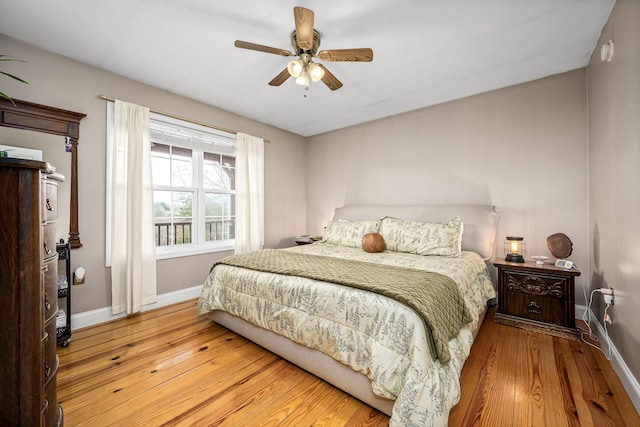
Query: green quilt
214,249,472,364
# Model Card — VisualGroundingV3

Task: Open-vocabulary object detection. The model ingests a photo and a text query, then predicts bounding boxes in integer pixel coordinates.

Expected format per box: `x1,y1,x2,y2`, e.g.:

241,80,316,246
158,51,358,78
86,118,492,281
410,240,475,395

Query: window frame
106,102,236,266
150,114,236,259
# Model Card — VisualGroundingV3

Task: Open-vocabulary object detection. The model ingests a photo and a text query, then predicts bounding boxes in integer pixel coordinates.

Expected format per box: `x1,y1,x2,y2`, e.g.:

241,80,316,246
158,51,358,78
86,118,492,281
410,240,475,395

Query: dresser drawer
43,318,59,385
44,179,59,222
43,257,59,322
41,176,47,223
43,357,60,427
43,224,57,261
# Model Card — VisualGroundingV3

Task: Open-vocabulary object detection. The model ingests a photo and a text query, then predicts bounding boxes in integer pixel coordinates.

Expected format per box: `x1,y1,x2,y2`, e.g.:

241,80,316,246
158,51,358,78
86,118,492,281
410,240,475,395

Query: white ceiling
0,0,614,137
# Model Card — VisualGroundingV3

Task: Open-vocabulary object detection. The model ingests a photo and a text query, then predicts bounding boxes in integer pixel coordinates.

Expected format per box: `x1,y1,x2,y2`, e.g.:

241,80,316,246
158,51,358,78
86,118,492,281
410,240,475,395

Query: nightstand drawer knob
527,301,541,314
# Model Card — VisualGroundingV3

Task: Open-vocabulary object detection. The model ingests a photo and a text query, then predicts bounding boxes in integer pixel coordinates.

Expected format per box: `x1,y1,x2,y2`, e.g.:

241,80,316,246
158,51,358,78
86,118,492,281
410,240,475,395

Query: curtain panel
110,100,157,315
235,132,264,254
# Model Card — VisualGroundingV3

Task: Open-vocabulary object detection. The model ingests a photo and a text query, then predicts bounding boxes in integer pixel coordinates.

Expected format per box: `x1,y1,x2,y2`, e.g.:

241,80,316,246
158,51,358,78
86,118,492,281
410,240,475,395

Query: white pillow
380,216,464,257
322,220,381,248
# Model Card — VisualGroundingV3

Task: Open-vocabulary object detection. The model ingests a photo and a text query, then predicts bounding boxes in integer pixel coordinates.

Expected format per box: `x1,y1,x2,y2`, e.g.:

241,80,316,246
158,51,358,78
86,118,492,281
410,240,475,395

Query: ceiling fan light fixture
295,68,310,86
287,59,304,77
308,62,324,82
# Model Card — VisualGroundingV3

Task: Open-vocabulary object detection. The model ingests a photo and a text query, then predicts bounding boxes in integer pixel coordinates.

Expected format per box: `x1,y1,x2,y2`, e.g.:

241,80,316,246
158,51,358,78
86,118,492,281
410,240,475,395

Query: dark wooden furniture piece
0,157,64,426
56,241,72,347
0,98,86,248
494,258,581,339
295,236,313,245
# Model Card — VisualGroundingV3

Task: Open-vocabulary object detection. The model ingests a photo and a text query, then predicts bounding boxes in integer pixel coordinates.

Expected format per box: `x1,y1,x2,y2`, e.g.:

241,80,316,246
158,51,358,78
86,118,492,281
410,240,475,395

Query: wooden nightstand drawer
494,258,580,340
502,270,570,326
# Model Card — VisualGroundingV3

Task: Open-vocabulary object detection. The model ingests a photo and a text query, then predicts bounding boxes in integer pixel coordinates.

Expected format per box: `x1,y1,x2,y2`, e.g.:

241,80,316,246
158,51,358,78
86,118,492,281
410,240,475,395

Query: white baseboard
575,304,640,414
70,285,203,330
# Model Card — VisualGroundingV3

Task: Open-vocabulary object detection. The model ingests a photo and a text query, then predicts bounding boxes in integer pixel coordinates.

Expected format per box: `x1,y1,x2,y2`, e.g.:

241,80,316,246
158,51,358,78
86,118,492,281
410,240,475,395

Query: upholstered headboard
333,204,500,261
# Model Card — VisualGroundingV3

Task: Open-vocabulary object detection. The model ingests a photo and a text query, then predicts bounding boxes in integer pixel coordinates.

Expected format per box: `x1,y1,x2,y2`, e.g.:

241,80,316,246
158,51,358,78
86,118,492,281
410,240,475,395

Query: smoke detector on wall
600,40,614,62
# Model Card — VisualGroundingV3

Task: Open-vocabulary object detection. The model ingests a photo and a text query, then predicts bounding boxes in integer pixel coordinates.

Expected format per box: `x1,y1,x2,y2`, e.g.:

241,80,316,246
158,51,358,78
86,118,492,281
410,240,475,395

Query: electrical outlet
73,267,86,285
604,288,614,305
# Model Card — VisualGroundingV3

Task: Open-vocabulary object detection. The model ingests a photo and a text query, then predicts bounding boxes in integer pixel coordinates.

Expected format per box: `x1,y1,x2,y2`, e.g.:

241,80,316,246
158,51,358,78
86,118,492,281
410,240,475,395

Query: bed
198,204,499,426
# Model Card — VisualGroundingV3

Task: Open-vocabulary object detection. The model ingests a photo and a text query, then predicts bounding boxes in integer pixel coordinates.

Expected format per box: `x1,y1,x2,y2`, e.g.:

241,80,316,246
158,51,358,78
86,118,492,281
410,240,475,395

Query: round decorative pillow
362,232,385,253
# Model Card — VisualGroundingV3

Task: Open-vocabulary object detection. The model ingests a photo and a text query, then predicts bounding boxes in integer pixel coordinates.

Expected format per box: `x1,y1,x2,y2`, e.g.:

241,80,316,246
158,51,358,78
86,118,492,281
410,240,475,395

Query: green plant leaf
0,70,29,85
1,55,29,103
0,55,25,60
0,91,17,105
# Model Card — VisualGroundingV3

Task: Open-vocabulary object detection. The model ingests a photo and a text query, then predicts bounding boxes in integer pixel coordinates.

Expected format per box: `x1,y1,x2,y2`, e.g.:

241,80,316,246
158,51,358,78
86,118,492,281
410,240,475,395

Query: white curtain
235,132,265,254
110,100,157,315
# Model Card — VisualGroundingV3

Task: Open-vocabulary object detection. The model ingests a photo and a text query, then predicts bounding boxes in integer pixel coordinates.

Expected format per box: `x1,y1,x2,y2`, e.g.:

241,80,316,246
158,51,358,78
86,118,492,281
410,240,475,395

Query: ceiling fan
234,6,373,91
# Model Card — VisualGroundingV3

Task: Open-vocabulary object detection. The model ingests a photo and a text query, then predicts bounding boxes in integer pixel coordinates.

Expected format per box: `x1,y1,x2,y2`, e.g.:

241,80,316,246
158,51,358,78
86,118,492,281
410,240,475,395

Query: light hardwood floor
57,299,639,426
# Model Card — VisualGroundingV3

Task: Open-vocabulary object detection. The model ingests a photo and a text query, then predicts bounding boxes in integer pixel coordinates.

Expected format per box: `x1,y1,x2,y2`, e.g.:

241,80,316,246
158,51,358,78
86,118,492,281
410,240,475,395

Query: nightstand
295,235,313,245
493,258,581,340
295,235,322,245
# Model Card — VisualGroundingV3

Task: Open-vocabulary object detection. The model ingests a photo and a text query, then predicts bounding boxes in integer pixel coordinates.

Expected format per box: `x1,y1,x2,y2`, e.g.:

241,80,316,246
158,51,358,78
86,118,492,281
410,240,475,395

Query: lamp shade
504,236,525,263
287,60,303,78
295,68,309,86
308,63,325,82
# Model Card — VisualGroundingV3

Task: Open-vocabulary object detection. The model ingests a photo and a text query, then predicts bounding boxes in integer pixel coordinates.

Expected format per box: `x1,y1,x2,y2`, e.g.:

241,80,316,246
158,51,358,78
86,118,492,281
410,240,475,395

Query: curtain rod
98,94,271,143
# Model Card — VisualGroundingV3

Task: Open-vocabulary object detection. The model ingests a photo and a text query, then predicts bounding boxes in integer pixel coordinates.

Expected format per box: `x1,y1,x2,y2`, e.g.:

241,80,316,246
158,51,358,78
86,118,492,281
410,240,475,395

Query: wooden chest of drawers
0,158,64,426
493,258,581,339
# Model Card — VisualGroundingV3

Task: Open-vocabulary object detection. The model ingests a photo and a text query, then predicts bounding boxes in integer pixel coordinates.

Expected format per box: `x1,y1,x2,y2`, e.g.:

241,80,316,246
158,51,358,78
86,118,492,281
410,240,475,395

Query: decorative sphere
362,233,385,253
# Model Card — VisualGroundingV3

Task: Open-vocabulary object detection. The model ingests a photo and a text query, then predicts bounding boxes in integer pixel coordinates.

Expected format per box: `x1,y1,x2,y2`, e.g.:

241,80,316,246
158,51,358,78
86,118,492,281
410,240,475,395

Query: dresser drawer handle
46,198,53,211
527,301,541,314
43,241,52,255
44,363,51,377
44,293,51,311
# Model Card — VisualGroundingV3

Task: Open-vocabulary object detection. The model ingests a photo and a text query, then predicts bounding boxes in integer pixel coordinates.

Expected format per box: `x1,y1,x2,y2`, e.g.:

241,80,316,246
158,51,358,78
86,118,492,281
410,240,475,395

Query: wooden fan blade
234,40,292,57
268,68,291,86
318,64,343,91
317,48,373,62
294,7,314,50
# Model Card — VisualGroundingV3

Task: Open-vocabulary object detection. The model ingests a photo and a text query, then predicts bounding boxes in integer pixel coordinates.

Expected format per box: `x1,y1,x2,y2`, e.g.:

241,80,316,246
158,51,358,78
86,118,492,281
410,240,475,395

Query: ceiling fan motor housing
291,29,322,55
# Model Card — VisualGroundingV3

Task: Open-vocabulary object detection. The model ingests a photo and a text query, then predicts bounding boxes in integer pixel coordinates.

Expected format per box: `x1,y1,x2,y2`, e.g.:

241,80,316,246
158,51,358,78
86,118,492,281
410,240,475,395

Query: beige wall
0,35,307,314
588,0,640,387
307,70,589,302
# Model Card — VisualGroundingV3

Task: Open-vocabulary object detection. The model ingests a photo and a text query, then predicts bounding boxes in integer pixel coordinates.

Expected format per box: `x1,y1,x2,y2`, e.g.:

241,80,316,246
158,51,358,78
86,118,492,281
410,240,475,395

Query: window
149,114,236,258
